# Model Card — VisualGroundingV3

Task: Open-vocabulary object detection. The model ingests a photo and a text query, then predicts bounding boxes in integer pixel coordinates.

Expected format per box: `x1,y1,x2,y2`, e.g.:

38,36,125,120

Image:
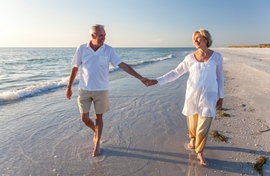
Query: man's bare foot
188,138,195,149
197,153,209,166
92,145,101,157
92,134,100,157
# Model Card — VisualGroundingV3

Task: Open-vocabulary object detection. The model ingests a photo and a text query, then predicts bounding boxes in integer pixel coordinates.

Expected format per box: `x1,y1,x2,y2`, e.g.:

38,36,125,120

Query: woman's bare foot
188,138,195,149
197,153,209,166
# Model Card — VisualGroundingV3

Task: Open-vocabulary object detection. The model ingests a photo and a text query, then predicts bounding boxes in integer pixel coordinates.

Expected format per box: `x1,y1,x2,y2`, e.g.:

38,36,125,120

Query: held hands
140,77,158,87
147,79,158,86
140,77,150,86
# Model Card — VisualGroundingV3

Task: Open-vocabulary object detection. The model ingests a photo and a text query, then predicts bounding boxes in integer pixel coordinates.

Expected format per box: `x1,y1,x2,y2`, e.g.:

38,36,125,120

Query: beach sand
1,48,270,176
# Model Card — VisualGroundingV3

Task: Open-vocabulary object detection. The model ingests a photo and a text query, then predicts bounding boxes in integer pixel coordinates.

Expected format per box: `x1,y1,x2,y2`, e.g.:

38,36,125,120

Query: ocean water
0,47,195,105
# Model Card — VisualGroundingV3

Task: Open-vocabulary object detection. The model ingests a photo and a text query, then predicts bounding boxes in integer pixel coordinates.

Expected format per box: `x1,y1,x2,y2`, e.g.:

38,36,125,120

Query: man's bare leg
92,114,103,157
81,113,97,142
81,113,95,132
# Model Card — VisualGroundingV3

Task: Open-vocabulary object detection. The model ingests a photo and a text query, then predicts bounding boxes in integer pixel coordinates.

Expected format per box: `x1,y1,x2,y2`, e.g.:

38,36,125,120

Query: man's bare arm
118,62,149,86
66,67,78,99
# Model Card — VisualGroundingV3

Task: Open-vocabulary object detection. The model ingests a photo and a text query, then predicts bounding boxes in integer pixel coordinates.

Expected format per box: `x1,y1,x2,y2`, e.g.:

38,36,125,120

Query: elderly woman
148,29,224,166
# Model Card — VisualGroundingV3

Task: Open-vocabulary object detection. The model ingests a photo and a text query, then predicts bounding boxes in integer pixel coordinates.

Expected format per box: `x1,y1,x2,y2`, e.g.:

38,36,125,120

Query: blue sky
0,0,269,47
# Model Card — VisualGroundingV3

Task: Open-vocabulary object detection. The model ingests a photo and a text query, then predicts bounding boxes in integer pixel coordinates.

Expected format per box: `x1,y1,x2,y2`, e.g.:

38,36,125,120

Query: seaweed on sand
212,130,227,142
254,156,268,176
218,111,231,117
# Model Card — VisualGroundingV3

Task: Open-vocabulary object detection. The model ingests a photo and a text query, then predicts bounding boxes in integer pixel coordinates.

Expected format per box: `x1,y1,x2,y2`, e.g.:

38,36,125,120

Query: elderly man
66,24,148,157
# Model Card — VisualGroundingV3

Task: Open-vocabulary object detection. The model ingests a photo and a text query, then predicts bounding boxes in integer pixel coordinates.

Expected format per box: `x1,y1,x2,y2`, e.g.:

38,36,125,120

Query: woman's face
193,33,207,49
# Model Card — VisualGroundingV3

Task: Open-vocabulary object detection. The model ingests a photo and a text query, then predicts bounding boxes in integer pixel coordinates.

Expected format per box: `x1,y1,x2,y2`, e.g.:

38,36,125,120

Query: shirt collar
86,41,105,49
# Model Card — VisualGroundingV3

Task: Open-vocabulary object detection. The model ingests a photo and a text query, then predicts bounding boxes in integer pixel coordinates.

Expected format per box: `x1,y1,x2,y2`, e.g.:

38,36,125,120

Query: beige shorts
77,89,110,114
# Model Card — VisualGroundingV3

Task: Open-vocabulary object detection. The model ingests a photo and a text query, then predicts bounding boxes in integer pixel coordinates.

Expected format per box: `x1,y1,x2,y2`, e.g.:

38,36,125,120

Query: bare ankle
188,138,195,148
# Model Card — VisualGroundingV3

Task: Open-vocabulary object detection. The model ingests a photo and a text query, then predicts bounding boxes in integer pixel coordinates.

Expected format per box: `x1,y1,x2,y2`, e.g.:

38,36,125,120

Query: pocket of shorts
99,56,108,65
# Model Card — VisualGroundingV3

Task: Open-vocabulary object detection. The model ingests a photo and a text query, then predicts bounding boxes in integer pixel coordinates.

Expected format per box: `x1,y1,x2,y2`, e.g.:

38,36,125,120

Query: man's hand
147,79,158,86
141,77,150,86
66,87,72,99
66,67,78,100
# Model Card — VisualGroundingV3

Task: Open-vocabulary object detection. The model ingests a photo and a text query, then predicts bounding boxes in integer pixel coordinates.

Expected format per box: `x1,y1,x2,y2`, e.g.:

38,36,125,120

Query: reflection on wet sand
186,151,199,176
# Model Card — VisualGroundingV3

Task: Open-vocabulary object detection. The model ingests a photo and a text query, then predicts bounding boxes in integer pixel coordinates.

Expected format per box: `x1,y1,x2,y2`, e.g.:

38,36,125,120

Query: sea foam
0,77,73,104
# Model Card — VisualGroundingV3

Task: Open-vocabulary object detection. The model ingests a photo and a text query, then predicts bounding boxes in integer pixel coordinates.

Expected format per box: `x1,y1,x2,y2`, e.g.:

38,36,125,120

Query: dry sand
205,48,270,176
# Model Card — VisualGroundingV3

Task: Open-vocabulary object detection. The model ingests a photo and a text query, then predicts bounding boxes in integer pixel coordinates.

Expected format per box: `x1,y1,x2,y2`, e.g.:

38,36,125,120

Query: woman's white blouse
157,52,224,118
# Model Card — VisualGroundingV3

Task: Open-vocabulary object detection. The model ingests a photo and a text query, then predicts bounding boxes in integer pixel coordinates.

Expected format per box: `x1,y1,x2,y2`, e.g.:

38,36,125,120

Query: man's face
93,28,106,46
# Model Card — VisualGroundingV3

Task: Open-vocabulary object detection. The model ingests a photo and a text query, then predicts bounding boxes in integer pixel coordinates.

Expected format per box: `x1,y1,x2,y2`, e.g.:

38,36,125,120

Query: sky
0,0,269,47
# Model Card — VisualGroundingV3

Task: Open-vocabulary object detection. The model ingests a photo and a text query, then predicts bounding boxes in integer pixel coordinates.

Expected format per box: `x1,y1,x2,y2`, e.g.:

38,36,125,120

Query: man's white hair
89,24,105,36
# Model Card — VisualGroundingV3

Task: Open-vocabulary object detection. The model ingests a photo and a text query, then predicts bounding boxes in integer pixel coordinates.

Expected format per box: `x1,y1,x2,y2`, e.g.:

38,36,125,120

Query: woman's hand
216,98,223,110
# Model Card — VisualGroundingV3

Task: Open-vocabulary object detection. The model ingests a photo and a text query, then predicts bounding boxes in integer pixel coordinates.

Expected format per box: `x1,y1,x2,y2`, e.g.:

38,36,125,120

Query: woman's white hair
89,24,105,36
193,29,213,48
